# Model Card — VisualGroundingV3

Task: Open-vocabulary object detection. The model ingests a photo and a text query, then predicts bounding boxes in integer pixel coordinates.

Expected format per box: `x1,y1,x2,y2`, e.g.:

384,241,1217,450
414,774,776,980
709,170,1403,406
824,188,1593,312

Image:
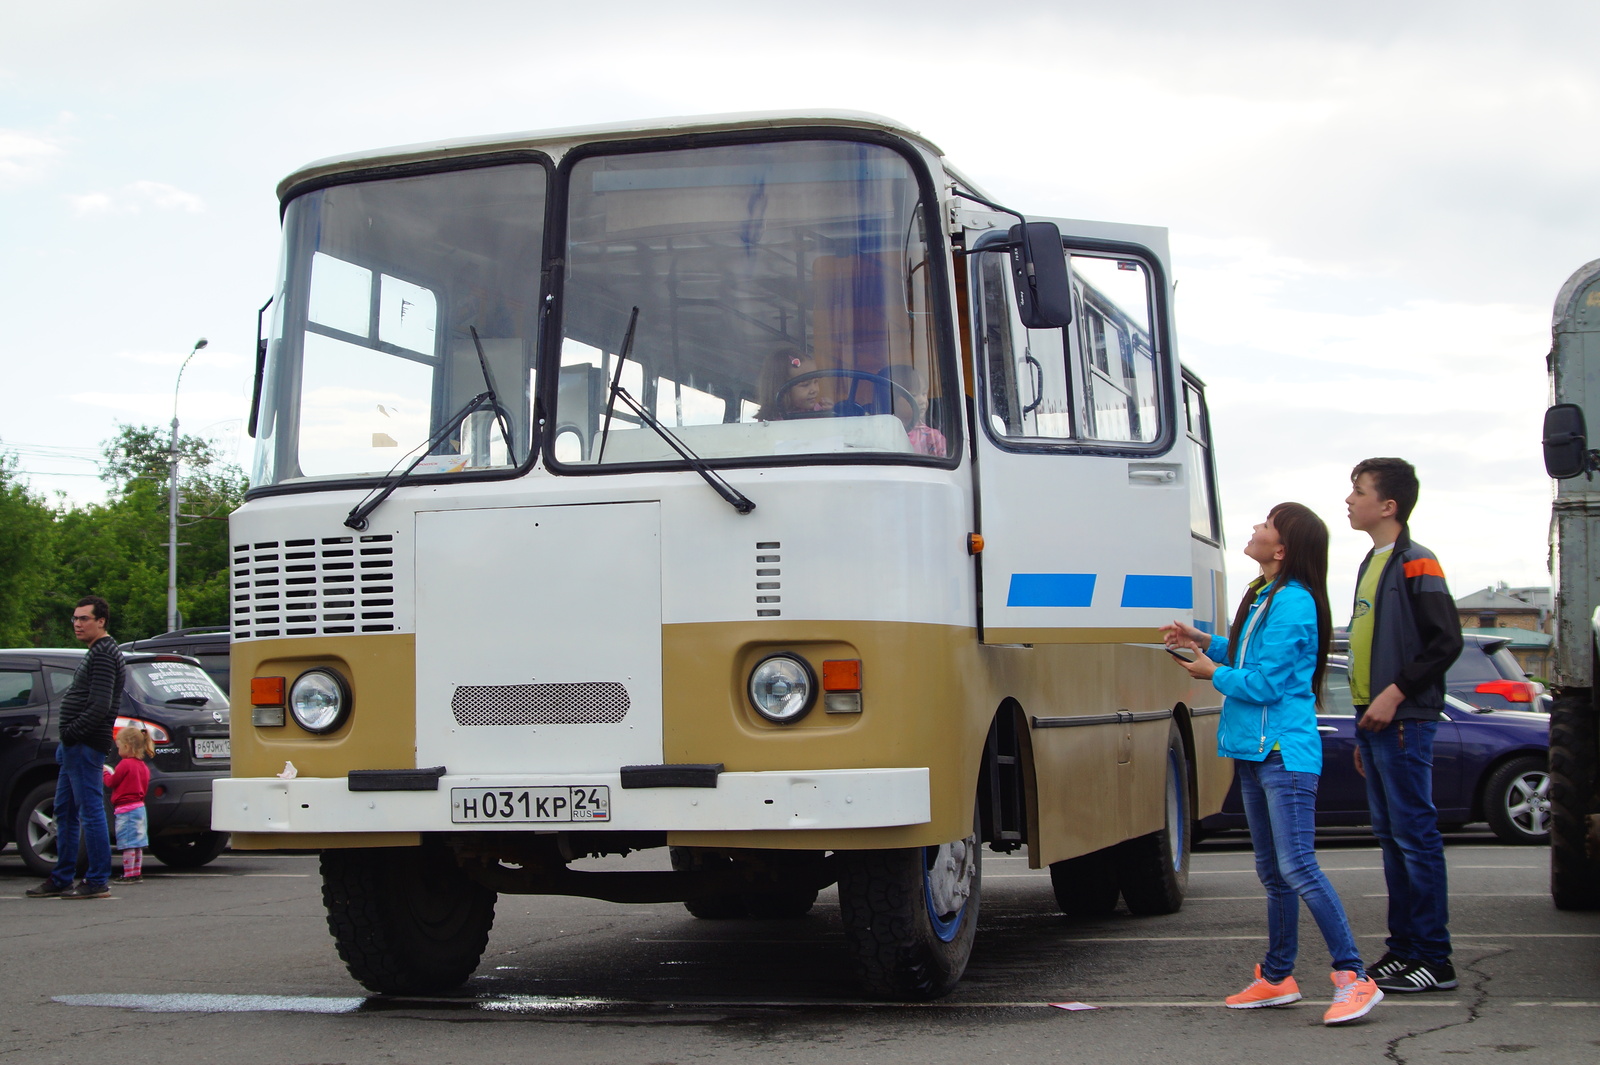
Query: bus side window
1070,256,1158,444
1184,379,1220,541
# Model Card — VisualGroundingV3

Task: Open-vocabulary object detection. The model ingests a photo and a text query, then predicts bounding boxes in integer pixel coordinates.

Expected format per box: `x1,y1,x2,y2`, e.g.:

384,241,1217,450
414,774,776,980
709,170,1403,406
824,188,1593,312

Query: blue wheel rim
923,845,969,943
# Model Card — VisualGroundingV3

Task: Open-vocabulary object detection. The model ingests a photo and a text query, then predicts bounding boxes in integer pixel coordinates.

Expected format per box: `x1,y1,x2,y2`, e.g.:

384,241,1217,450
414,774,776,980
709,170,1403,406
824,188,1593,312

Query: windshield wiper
469,325,518,464
344,390,495,531
595,308,754,515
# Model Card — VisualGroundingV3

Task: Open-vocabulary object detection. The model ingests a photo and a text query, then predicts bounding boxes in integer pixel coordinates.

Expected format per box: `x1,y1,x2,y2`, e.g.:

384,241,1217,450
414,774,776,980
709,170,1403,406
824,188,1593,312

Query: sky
3,0,1595,614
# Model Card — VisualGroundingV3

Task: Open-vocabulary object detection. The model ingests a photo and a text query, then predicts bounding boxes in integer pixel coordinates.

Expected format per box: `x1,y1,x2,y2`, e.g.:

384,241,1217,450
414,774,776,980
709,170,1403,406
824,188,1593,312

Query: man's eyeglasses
70,614,96,624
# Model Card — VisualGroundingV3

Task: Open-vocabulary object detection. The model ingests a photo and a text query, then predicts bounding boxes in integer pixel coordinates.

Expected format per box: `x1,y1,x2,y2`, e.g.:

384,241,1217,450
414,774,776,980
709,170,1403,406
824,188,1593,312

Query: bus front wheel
838,820,981,1000
321,844,497,994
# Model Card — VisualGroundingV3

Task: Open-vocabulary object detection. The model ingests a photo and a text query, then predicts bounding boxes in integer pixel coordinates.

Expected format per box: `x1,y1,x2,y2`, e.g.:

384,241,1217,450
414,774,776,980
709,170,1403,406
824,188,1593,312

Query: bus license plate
193,738,230,759
450,786,610,824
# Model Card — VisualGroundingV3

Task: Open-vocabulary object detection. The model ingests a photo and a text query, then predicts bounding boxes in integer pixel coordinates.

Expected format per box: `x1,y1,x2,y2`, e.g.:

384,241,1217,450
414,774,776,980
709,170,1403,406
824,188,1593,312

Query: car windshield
127,660,229,710
552,139,951,466
253,161,549,487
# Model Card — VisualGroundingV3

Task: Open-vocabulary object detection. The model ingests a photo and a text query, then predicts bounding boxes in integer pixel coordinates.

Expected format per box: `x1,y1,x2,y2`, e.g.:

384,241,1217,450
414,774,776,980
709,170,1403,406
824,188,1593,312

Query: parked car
1200,657,1551,844
0,648,231,874
1447,631,1548,714
121,626,230,696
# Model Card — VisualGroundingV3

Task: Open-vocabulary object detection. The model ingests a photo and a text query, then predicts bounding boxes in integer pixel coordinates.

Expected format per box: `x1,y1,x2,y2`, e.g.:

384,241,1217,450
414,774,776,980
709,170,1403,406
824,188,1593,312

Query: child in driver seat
104,725,155,884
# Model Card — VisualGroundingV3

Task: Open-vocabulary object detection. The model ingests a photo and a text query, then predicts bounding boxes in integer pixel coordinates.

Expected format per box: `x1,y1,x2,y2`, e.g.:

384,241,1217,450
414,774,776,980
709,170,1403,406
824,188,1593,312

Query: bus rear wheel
1113,723,1191,916
838,821,981,1000
321,844,497,994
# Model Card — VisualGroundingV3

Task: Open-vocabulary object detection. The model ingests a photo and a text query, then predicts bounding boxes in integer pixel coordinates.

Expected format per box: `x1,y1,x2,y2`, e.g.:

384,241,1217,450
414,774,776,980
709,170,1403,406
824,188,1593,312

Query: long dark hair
1226,502,1333,702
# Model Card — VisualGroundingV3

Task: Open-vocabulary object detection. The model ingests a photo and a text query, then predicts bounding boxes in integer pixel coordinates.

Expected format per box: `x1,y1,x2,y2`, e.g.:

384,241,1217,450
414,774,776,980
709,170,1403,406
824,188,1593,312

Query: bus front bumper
212,767,930,834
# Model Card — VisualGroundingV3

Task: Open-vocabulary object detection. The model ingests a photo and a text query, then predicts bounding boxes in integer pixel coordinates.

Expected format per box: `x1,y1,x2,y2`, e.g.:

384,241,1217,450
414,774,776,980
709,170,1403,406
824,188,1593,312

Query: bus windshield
253,161,548,488
552,139,953,466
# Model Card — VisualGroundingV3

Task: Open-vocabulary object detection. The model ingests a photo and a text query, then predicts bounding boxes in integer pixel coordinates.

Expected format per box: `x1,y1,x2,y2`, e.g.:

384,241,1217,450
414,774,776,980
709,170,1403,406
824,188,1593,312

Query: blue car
1201,657,1551,844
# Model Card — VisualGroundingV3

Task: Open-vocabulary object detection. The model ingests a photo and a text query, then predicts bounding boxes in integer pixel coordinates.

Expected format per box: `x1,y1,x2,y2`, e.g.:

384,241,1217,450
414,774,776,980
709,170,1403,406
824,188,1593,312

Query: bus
215,111,1233,1000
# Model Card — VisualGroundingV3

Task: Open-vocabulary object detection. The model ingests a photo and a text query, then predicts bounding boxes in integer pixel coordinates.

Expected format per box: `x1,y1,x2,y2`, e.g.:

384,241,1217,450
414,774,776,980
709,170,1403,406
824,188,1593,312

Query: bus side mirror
1543,403,1593,478
1008,222,1073,329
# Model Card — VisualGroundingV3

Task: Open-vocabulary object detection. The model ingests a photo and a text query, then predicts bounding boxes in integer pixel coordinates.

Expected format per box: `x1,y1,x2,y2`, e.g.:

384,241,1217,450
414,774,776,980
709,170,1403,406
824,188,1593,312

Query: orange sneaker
1225,964,1302,1008
1324,970,1383,1025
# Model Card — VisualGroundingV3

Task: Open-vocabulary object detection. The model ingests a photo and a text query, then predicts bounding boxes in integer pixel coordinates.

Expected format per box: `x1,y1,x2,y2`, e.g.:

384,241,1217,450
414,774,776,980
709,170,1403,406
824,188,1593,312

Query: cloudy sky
3,0,1595,612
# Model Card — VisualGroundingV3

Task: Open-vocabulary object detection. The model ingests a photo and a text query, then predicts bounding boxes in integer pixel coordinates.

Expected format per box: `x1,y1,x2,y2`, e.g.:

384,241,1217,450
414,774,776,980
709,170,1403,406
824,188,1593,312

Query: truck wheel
321,845,497,994
669,846,747,919
14,780,61,877
1550,692,1600,909
1482,756,1552,845
150,831,230,868
838,819,981,1000
1113,723,1191,916
1049,849,1121,917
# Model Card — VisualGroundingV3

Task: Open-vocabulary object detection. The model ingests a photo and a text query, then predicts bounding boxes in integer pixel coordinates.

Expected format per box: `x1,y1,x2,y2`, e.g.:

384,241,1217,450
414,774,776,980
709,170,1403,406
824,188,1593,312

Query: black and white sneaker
1368,952,1411,981
1375,959,1457,993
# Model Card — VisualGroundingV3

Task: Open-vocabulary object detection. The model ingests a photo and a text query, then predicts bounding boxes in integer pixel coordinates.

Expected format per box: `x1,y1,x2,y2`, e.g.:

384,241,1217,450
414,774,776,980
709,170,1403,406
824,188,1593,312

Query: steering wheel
774,369,919,422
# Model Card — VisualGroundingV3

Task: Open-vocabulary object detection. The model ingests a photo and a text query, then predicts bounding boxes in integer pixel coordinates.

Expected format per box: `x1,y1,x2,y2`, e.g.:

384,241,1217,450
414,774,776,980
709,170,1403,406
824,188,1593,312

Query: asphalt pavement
2,829,1596,1064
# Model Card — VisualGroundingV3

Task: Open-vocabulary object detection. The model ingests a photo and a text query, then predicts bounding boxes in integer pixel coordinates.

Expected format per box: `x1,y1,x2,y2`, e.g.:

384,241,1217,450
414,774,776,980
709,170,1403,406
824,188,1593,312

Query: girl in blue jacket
1163,502,1382,1025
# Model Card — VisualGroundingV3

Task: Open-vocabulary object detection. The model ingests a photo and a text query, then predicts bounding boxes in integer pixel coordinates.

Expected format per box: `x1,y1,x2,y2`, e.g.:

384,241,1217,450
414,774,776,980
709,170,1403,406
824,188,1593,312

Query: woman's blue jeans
1237,753,1364,980
52,742,112,889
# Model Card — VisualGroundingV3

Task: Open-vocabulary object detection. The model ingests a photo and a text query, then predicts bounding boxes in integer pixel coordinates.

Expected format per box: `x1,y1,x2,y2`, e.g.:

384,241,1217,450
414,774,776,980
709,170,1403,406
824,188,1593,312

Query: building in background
1456,583,1553,679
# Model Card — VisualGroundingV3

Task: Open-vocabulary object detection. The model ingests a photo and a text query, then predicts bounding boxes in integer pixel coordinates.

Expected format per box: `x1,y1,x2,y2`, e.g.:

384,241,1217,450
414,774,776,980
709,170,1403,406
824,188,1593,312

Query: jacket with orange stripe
1353,526,1464,721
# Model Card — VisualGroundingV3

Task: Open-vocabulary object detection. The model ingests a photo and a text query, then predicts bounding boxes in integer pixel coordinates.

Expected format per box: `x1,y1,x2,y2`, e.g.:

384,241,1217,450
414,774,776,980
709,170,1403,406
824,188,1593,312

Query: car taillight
1474,680,1535,703
114,716,171,743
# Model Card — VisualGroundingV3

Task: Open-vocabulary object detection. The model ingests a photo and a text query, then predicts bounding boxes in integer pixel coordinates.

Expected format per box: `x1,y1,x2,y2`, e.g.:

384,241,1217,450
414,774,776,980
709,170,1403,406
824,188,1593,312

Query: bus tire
1048,849,1120,917
321,845,497,994
670,846,748,919
1113,723,1191,916
1550,691,1600,910
838,820,981,1000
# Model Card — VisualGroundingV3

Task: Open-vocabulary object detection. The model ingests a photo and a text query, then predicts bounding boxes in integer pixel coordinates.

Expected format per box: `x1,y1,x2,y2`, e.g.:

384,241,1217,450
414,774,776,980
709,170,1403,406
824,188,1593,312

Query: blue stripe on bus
1006,573,1096,607
1120,574,1193,609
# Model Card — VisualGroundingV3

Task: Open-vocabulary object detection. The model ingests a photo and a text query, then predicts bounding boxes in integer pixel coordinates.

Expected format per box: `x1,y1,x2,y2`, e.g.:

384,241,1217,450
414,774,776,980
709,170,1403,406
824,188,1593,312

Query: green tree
0,452,60,645
46,426,246,643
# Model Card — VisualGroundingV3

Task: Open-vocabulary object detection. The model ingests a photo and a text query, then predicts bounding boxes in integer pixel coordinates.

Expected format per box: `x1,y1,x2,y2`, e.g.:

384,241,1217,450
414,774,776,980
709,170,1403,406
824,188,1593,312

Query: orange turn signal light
251,676,286,706
968,533,984,555
822,660,862,692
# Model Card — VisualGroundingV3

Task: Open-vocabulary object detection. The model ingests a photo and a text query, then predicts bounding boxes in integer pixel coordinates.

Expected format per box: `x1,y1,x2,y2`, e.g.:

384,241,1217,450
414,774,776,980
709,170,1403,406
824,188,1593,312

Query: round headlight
289,668,351,734
747,653,816,724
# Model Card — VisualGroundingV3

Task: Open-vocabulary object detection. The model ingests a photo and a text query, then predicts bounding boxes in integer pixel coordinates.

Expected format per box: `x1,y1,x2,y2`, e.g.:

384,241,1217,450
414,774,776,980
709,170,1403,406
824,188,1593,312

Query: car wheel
1482,755,1552,845
1112,722,1192,915
150,831,230,868
322,844,497,995
13,780,61,877
838,815,981,1000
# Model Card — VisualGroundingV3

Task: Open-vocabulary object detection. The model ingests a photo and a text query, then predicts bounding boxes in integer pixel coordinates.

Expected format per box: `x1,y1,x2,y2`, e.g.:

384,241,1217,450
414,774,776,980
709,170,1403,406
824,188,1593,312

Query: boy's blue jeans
1237,753,1365,980
51,742,112,889
1356,719,1452,964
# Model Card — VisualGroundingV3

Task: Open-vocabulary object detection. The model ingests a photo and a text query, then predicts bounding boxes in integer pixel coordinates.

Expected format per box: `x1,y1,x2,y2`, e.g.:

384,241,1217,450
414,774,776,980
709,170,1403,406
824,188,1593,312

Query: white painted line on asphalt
1452,865,1542,870
242,874,310,878
1361,933,1600,939
1187,896,1268,901
1514,1002,1600,1008
987,873,1049,878
1362,893,1545,898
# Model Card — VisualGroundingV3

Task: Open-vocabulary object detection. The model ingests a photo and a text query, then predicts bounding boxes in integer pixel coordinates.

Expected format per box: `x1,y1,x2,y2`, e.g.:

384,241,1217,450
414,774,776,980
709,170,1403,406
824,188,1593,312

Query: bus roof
277,110,945,202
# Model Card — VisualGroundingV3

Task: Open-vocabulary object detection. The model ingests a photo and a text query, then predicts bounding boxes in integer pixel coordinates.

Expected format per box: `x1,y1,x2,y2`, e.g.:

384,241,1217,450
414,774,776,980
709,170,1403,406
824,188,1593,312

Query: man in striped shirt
27,595,125,900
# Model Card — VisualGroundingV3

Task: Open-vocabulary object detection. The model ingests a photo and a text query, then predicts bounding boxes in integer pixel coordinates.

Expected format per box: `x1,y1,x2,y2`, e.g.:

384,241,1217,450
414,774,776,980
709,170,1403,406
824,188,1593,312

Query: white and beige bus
216,111,1232,1000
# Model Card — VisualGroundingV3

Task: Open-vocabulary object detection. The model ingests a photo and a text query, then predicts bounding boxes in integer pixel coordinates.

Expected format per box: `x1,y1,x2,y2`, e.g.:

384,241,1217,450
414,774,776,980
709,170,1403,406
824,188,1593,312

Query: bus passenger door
964,215,1195,644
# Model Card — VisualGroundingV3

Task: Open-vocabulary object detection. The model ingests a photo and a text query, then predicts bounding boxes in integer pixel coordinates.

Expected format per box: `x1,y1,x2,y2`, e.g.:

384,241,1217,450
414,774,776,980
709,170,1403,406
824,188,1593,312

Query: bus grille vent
451,682,631,726
755,540,781,617
231,533,397,640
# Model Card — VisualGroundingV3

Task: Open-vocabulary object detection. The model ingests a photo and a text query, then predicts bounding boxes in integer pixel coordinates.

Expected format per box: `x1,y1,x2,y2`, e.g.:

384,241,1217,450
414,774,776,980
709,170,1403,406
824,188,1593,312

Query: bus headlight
747,653,816,724
289,669,352,734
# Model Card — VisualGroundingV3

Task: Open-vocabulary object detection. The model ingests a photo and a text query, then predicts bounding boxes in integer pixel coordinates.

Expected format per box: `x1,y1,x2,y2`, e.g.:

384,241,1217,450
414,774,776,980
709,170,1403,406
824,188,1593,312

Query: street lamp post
168,337,208,633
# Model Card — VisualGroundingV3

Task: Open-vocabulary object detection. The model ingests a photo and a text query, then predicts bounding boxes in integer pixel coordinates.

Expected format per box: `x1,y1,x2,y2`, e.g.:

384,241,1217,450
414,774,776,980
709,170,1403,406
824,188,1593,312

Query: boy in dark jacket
1345,458,1463,992
26,595,125,900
